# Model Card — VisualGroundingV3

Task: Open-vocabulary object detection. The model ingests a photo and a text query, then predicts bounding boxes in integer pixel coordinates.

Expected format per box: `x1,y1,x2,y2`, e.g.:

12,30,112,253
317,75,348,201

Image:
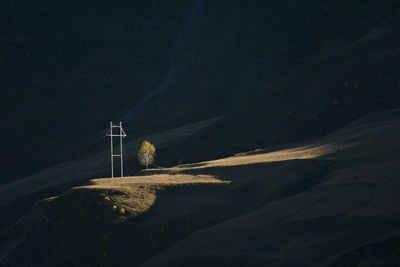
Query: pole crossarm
106,121,127,178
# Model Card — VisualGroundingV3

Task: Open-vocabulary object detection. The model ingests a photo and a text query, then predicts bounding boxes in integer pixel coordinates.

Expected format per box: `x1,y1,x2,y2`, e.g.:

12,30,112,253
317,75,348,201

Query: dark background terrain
1,0,400,183
2,1,400,266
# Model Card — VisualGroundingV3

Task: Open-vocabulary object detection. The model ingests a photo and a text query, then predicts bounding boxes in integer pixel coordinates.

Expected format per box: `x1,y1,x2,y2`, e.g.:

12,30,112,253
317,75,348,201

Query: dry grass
73,174,229,217
2,109,400,266
139,109,400,267
0,116,222,205
84,174,228,189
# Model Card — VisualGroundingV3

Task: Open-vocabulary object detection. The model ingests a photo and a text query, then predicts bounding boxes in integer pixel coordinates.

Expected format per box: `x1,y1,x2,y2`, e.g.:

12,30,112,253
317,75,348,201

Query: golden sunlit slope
0,116,222,205
1,109,400,266
142,109,400,267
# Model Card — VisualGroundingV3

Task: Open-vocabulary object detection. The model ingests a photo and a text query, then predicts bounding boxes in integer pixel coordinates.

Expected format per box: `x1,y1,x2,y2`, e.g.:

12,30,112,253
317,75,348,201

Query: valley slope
1,108,400,266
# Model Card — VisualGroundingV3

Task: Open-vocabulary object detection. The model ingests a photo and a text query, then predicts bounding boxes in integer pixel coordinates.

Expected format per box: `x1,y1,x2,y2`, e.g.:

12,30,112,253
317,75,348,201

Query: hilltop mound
1,108,400,266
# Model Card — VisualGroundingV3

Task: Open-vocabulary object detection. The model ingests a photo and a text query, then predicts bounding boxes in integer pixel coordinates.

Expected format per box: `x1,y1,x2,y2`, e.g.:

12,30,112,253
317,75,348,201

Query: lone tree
137,140,156,169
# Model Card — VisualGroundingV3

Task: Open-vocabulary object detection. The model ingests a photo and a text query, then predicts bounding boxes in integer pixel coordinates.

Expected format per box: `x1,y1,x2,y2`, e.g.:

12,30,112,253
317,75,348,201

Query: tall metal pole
120,121,124,177
107,121,126,178
110,121,114,178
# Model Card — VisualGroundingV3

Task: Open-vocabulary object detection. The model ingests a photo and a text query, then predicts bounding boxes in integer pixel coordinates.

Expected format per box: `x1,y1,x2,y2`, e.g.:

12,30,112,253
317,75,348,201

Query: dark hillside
1,0,399,183
0,0,196,181
158,2,400,165
2,1,400,266
2,109,400,266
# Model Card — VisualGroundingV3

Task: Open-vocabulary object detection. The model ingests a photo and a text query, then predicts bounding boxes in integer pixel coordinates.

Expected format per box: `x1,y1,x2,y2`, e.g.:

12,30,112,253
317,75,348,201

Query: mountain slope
2,0,400,183
2,108,400,266
144,110,400,267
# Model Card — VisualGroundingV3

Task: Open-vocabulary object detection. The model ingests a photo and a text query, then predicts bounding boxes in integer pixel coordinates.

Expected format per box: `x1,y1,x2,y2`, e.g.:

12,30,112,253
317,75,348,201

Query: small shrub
119,207,125,214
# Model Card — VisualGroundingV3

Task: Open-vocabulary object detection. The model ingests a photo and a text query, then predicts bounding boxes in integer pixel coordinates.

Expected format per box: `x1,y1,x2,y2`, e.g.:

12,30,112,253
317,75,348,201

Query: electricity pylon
106,121,127,177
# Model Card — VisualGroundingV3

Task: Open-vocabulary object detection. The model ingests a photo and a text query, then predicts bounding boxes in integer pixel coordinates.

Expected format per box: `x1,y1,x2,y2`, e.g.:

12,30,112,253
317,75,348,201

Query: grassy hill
1,108,400,266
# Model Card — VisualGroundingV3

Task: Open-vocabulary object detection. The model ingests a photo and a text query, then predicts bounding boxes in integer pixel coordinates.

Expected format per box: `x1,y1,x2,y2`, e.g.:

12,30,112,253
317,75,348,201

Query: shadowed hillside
1,109,400,266
2,1,400,265
1,0,400,183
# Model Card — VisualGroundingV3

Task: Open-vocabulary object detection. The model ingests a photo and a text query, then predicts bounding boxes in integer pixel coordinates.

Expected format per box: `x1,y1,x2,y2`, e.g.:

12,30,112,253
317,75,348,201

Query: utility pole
106,121,127,177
